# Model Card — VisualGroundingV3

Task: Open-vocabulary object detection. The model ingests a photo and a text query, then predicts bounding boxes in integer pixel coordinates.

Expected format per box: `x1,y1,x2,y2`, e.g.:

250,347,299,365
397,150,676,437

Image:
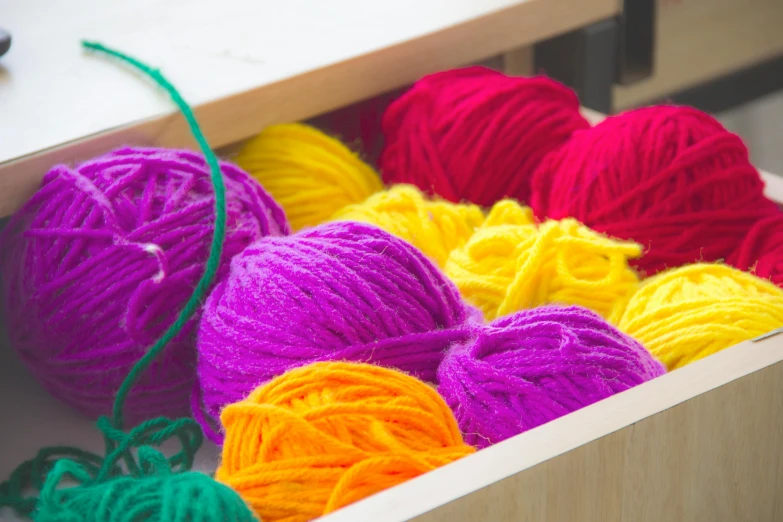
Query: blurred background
540,0,783,173
311,0,783,175
528,0,783,174
718,92,782,175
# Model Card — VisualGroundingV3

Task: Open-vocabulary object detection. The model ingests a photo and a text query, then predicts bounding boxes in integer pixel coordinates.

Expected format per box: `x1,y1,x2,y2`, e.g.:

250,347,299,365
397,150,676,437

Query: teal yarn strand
0,448,108,518
93,417,203,482
0,42,257,521
80,41,228,430
36,455,257,522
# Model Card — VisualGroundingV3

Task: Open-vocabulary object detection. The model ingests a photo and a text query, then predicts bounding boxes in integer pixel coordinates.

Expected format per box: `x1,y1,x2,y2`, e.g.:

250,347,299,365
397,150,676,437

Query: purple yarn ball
0,147,289,423
194,221,476,443
437,305,666,448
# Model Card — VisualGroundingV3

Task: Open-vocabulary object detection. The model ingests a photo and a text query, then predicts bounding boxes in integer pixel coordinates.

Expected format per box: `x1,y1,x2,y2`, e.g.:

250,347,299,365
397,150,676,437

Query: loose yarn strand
81,41,228,429
0,42,231,519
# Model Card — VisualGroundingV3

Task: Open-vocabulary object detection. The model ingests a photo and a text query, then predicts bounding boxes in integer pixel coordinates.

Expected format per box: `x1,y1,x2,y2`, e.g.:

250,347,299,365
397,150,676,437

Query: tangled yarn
13,416,256,522
36,464,257,522
379,66,589,206
477,199,536,228
615,264,783,370
1,413,247,522
236,123,383,231
216,362,475,522
195,221,476,443
331,184,485,267
438,306,666,448
530,106,780,276
0,147,289,423
727,212,783,287
445,200,641,321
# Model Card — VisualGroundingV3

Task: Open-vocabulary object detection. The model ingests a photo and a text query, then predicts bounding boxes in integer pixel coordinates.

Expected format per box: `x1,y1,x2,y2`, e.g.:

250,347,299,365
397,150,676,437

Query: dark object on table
0,28,11,58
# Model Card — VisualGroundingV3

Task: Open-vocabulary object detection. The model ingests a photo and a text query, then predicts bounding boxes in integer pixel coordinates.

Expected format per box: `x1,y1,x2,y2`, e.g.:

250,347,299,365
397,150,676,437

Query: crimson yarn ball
530,106,779,276
379,66,590,206
0,147,289,423
728,212,783,287
438,305,666,449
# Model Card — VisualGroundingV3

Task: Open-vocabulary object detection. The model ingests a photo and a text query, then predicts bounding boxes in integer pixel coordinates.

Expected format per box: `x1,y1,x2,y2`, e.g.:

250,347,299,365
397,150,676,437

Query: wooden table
0,0,618,218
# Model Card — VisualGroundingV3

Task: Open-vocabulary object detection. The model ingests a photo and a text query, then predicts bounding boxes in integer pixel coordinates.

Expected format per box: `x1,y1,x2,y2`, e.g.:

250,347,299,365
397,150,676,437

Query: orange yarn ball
216,362,475,522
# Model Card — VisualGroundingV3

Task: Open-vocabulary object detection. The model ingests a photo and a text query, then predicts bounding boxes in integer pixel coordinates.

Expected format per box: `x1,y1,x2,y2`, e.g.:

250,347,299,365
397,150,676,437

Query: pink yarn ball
0,147,289,423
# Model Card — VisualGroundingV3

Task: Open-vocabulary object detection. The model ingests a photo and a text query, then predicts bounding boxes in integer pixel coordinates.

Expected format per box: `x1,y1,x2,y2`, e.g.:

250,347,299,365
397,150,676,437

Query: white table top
0,0,617,217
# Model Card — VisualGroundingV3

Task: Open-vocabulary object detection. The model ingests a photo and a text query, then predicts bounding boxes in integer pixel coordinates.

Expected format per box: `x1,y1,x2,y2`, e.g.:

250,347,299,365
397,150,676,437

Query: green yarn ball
36,461,257,522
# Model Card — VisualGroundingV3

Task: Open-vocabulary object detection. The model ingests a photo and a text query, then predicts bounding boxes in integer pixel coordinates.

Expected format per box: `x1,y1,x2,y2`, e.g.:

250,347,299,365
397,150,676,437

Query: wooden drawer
321,324,783,522
614,0,783,109
2,115,782,521
2,2,783,522
1,171,781,522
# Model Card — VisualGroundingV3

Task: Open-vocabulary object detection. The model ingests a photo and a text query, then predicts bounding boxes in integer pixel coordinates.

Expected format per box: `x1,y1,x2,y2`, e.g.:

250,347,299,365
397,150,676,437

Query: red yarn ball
530,106,779,276
379,66,589,206
728,212,783,287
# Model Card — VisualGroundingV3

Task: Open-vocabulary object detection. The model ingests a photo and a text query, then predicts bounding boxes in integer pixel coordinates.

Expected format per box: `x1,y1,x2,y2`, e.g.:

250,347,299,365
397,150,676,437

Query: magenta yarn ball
194,221,477,443
0,147,289,423
438,306,666,448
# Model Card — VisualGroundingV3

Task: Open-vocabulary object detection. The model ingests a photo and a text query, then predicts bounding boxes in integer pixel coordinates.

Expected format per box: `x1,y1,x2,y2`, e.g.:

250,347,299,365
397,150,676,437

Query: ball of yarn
445,200,641,321
379,66,589,206
236,123,383,231
331,184,485,267
478,198,536,228
615,264,783,370
438,306,666,448
216,362,475,522
37,468,257,522
0,147,289,423
530,106,780,276
195,221,476,443
727,213,783,287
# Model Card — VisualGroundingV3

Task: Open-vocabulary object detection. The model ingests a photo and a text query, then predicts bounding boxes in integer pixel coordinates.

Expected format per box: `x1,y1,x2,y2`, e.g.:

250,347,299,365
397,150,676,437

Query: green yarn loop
0,418,203,519
35,455,257,522
80,40,228,430
0,448,108,518
0,42,256,521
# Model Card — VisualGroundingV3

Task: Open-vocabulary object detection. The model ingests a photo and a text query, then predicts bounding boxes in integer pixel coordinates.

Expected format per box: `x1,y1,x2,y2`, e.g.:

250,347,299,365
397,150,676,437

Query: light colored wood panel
776,422,783,520
619,405,690,520
541,431,626,521
581,106,605,125
503,46,535,77
761,170,783,203
319,331,783,522
621,368,782,521
0,0,619,218
614,0,783,110
718,92,783,175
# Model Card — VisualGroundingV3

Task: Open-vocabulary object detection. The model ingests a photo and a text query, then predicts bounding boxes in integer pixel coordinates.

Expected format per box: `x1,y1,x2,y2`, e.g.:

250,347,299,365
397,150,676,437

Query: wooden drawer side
319,332,783,522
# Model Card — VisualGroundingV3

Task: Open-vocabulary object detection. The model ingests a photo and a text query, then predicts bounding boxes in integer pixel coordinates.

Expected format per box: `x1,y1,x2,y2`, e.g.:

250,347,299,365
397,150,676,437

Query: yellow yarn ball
331,185,485,267
615,264,783,370
479,199,536,227
236,123,383,231
445,201,642,321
